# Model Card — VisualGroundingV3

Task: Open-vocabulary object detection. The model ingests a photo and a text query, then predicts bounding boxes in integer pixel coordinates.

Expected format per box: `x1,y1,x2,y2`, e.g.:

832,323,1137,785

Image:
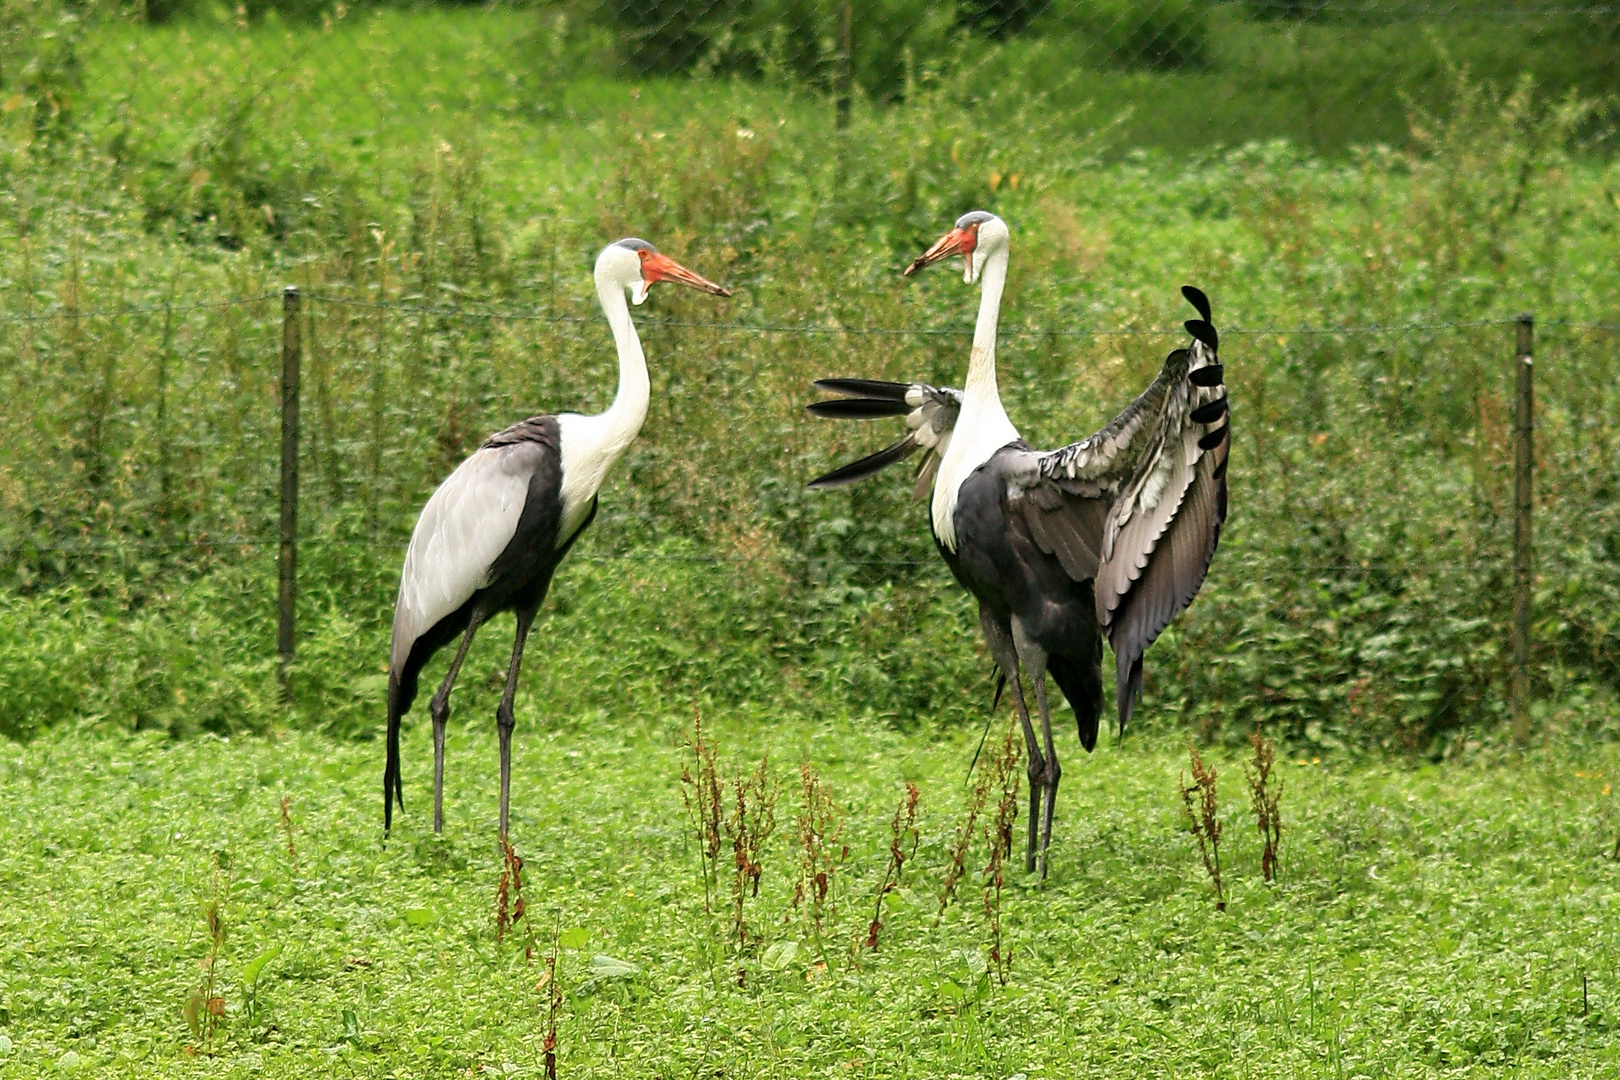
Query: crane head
603,238,731,305
904,211,1004,285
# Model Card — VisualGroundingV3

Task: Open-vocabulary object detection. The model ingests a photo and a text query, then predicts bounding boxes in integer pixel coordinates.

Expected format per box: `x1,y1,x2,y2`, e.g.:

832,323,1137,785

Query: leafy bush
0,0,83,139
0,583,278,741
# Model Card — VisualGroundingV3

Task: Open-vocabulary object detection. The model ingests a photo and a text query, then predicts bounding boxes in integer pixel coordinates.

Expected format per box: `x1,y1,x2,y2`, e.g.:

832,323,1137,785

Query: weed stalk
1245,728,1283,882
791,762,846,957
937,751,996,923
983,721,1021,985
863,782,920,952
679,708,724,917
278,794,299,877
185,854,228,1049
541,921,562,1080
725,753,778,958
496,836,533,960
1182,741,1226,910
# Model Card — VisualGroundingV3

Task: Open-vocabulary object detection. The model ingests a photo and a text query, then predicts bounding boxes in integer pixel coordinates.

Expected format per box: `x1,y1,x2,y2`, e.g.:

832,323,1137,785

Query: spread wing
1013,286,1229,733
805,379,962,501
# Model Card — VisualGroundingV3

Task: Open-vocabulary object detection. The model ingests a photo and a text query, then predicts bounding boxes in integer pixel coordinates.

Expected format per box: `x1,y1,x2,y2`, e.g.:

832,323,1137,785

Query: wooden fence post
1511,313,1534,747
278,286,302,695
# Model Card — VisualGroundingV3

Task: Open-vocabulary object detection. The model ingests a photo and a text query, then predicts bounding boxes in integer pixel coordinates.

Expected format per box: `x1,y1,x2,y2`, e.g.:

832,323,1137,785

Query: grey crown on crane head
904,209,1008,285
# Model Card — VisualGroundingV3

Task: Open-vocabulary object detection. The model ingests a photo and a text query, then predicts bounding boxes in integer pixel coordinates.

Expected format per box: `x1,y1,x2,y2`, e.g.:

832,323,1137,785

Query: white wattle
556,265,650,543
930,241,1016,551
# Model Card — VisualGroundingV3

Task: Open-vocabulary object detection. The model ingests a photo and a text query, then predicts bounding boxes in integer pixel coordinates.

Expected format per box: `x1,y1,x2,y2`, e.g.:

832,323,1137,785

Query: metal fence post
278,286,302,694
1511,313,1534,747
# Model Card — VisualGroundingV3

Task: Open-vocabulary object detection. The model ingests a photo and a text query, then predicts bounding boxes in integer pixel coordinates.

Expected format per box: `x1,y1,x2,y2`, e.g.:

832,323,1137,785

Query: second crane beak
904,226,978,278
641,252,732,297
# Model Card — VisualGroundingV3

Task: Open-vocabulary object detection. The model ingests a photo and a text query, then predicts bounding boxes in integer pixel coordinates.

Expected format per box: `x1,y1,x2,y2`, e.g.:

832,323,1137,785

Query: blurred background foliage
0,0,1616,757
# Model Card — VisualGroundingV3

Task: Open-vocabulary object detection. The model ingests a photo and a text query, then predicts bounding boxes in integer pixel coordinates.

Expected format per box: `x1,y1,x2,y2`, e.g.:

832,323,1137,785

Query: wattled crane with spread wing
808,212,1228,876
385,239,730,839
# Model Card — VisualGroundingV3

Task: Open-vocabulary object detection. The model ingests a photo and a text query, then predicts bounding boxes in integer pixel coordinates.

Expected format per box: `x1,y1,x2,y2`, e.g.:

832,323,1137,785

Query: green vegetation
1,720,1618,1076
3,4,1618,754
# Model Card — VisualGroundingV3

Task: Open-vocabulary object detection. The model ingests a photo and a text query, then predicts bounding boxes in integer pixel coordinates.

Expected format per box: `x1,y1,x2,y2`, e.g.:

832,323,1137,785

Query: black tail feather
1116,653,1144,737
807,435,918,488
806,397,912,419
384,672,407,834
1048,652,1103,753
1184,318,1219,351
1181,285,1212,323
811,377,912,400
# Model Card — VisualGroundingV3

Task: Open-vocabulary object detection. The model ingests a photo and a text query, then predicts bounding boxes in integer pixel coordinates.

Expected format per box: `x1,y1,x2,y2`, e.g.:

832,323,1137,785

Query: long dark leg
429,612,486,834
497,605,538,841
982,609,1042,874
1005,673,1044,875
1013,620,1059,878
1033,674,1060,877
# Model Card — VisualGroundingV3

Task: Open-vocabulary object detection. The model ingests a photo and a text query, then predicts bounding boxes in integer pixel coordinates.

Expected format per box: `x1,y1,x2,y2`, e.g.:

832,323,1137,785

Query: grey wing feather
808,379,961,498
1010,289,1228,732
389,442,543,675
1092,319,1228,733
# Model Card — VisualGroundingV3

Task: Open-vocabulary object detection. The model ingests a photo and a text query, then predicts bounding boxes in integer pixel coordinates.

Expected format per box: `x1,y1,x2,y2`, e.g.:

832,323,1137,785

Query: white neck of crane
931,242,1019,551
555,268,651,543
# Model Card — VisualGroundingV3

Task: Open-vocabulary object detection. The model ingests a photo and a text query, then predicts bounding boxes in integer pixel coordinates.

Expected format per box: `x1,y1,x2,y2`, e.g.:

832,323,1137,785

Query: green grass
2,718,1619,1076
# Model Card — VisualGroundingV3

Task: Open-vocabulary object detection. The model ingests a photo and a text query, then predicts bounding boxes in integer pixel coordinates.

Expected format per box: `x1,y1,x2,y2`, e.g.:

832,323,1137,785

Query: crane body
810,212,1228,875
385,239,729,838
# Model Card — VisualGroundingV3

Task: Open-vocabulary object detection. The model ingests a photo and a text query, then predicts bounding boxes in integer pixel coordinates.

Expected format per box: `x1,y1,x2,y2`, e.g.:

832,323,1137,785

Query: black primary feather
807,436,918,488
811,377,912,400
1198,425,1229,451
1184,319,1219,350
806,398,912,419
1190,398,1229,424
1189,364,1224,387
1181,285,1212,322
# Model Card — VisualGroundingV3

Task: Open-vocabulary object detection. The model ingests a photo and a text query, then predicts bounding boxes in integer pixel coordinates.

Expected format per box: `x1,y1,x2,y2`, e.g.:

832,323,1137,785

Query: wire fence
1,281,1617,747
3,289,1615,567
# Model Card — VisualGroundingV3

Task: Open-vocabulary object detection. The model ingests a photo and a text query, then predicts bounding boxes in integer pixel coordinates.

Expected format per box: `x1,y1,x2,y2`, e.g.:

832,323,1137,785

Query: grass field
3,718,1619,1077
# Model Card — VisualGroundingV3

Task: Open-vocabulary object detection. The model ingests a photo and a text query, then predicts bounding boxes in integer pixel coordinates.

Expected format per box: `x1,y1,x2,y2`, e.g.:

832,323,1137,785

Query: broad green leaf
589,954,639,979
761,940,801,971
242,943,283,987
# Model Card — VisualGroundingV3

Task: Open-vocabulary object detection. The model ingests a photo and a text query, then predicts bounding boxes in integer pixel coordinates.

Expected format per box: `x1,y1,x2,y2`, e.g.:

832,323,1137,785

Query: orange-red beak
904,225,978,276
640,251,731,296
